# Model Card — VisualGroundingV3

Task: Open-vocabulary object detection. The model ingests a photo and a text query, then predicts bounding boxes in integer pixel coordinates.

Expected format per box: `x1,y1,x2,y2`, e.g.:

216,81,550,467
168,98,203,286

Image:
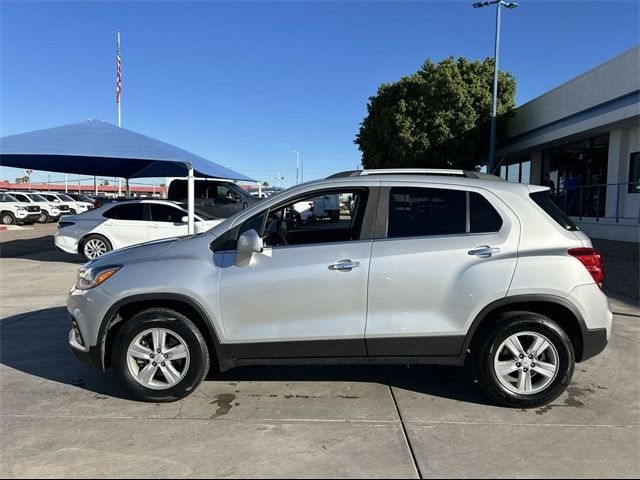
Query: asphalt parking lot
1,223,639,478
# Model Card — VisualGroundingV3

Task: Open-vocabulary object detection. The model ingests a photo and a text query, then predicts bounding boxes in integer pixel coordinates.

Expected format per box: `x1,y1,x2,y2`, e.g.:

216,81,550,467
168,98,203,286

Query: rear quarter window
530,190,579,231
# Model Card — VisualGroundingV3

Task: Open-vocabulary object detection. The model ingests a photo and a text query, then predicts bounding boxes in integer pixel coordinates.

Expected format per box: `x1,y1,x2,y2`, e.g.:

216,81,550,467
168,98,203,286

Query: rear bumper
581,328,609,362
55,233,79,254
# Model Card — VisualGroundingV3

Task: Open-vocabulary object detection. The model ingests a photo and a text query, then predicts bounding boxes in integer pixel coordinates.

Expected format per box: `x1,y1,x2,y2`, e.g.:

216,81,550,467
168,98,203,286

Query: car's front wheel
1,212,16,225
37,211,50,223
111,308,210,402
472,312,575,408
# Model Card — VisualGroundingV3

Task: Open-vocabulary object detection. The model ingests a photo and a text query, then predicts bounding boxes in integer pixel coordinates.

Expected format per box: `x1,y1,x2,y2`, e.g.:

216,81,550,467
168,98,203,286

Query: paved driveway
1,228,639,478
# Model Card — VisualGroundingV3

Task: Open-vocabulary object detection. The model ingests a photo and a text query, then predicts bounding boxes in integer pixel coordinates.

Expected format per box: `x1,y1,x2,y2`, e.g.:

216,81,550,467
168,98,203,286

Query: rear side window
387,187,503,238
530,190,579,231
470,192,503,233
388,187,466,237
103,204,145,221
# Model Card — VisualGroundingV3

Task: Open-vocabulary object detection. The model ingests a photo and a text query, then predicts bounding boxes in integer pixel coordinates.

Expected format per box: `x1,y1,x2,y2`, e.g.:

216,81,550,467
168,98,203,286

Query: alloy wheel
84,239,108,259
493,331,559,395
126,328,191,390
1,214,14,225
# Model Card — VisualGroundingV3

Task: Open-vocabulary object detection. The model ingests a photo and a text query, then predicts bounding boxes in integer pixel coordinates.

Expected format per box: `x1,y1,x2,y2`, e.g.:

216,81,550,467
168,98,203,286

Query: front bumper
68,311,104,371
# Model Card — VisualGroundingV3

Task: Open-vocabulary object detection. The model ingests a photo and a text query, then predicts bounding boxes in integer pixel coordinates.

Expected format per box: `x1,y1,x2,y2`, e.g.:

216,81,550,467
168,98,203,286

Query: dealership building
498,46,639,242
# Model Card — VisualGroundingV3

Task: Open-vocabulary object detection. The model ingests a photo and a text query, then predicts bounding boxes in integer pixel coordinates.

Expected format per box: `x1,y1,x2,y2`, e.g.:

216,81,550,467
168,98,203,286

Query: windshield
0,193,19,202
57,194,74,201
27,194,48,202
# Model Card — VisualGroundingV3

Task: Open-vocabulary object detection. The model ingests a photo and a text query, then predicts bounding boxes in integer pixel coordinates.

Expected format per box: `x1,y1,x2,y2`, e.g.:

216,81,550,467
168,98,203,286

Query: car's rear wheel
472,312,575,408
111,308,210,402
37,211,50,223
80,234,112,261
1,212,16,225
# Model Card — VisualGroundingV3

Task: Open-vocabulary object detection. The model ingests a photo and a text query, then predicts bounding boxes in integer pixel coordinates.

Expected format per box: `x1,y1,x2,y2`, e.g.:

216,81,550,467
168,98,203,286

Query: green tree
355,56,516,171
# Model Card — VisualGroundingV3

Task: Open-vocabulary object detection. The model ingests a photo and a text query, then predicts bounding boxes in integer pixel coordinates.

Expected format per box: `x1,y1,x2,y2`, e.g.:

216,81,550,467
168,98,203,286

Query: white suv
37,192,93,215
67,170,611,407
10,192,62,223
0,192,41,225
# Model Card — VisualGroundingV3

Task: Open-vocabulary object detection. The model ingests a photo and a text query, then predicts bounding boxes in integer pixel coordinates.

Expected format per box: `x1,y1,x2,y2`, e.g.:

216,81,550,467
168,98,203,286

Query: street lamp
473,0,519,174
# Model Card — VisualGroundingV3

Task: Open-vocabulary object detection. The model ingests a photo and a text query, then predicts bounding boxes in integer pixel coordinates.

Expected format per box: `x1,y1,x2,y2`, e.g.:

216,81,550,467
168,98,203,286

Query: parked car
167,179,261,219
68,169,611,407
55,199,224,261
66,192,99,207
36,192,93,215
10,192,62,223
0,192,41,225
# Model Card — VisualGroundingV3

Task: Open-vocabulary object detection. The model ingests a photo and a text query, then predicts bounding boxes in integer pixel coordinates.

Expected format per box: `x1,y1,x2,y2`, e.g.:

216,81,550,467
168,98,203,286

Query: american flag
116,32,121,104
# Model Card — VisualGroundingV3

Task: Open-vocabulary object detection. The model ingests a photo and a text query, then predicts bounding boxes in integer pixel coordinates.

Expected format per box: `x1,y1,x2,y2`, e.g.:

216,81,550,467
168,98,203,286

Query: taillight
568,248,604,287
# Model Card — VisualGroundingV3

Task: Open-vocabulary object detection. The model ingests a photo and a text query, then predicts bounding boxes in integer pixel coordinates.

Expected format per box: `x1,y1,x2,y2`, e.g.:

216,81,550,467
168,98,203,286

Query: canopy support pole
187,164,195,234
125,178,130,197
258,181,262,197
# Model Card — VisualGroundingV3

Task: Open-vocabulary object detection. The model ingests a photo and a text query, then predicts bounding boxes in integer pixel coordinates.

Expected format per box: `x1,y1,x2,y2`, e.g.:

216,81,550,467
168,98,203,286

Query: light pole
473,0,518,174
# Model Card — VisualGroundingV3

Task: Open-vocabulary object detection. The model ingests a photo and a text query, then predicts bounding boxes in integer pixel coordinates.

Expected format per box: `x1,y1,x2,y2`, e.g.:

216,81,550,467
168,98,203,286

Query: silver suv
68,170,611,407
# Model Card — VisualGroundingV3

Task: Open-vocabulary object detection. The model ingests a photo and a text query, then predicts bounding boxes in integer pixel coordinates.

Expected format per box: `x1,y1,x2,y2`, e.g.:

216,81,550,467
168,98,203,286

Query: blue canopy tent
0,120,255,233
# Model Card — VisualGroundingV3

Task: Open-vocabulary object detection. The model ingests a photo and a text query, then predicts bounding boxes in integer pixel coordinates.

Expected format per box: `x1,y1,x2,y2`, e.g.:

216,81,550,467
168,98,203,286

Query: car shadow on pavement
0,236,82,263
0,307,492,406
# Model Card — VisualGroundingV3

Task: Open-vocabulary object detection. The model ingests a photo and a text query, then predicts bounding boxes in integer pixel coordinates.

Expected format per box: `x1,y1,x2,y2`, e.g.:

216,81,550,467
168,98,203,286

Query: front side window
387,187,502,238
237,189,368,248
149,204,186,223
103,203,145,221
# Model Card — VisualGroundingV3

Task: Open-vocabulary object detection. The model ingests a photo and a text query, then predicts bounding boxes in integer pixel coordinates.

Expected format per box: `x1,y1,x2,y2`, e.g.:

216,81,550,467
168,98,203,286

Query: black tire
111,308,210,402
471,311,575,408
79,234,113,261
1,212,16,225
70,209,77,215
37,211,50,223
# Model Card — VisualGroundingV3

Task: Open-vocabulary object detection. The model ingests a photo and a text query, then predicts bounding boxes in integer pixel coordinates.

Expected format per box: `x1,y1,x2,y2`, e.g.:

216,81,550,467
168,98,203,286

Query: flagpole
117,30,122,197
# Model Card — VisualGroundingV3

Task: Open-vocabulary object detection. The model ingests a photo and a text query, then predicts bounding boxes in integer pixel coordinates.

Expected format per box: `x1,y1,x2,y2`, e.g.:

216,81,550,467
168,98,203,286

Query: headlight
17,206,26,211
76,264,122,290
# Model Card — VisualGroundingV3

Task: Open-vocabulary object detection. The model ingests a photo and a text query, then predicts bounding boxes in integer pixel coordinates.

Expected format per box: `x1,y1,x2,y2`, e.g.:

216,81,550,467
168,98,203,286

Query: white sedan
55,199,224,261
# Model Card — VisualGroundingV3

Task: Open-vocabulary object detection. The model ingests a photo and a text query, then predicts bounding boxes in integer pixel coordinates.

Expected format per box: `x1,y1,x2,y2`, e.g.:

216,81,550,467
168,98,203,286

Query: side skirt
226,355,465,370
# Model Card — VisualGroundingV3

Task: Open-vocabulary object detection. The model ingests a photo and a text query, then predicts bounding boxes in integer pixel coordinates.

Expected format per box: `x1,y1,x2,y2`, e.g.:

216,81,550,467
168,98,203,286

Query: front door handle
328,259,361,272
468,245,500,258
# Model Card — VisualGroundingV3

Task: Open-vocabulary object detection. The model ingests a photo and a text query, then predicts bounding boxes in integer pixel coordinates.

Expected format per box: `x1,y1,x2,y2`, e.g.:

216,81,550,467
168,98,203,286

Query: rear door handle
328,259,361,272
468,245,500,258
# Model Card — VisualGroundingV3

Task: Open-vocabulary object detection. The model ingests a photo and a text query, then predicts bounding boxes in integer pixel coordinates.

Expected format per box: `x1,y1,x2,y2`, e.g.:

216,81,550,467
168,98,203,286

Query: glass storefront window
507,164,520,183
521,161,531,184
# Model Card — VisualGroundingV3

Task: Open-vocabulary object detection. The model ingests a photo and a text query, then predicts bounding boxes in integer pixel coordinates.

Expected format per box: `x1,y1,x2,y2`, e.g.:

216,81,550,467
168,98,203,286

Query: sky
1,0,639,187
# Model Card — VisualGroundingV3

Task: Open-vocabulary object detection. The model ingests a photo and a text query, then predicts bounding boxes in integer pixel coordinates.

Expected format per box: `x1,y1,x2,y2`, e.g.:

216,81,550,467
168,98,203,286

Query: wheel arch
98,293,233,372
464,294,588,362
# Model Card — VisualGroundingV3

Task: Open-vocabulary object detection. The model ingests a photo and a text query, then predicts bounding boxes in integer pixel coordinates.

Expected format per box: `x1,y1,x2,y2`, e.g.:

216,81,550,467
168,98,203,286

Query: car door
365,183,520,357
99,203,149,249
217,185,378,358
147,203,189,240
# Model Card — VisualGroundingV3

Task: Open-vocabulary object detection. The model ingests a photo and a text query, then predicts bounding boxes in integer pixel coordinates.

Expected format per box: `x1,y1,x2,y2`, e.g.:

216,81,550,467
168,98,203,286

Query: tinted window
13,194,29,202
27,194,48,202
629,152,639,194
149,204,186,223
388,187,466,238
530,190,579,231
103,203,145,221
470,192,503,233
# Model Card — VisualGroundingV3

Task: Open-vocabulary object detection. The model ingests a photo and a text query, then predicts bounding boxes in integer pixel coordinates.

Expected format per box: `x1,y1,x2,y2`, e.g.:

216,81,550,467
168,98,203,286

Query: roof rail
326,169,503,181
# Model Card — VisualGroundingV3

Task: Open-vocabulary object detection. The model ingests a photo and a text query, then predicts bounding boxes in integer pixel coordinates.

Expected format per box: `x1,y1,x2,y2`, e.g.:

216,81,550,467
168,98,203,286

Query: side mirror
235,229,263,267
181,215,188,223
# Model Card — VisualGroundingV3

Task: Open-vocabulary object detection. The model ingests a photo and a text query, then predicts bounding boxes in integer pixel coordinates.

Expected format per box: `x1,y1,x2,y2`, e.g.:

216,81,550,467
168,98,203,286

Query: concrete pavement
1,225,639,478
